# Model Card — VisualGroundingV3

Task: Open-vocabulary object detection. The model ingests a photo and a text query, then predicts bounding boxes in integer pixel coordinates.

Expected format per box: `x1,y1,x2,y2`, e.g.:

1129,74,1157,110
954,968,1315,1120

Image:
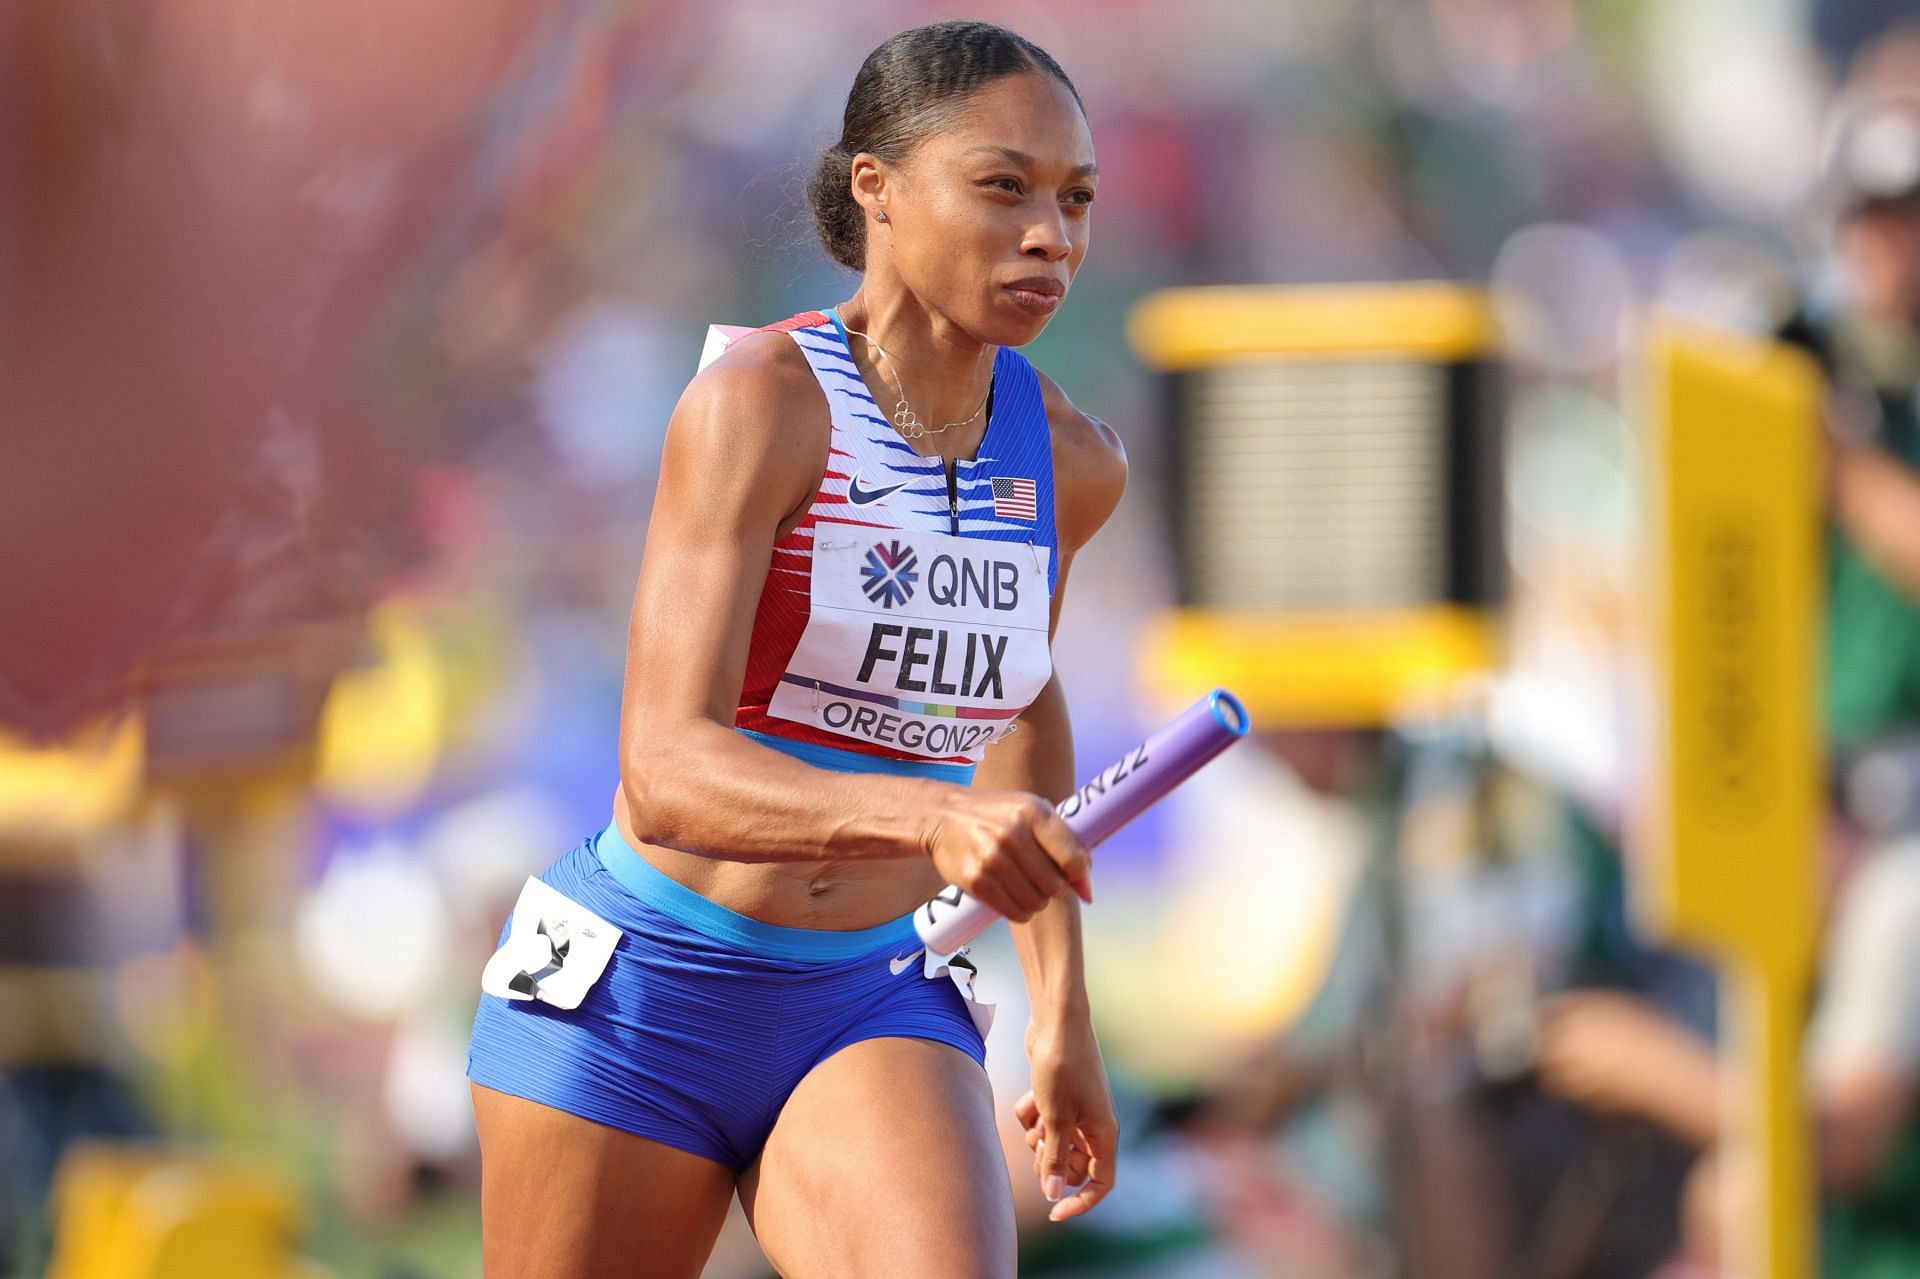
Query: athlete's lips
1003,276,1066,315
1003,276,1065,298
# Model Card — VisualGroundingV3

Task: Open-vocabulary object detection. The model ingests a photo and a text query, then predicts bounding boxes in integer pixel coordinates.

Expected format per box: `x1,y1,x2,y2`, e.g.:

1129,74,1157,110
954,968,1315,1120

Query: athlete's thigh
740,1037,1015,1279
473,1082,737,1279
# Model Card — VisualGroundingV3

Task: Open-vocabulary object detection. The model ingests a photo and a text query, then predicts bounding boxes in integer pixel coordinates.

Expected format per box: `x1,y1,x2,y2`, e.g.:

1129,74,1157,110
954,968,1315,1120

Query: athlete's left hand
1015,1018,1117,1221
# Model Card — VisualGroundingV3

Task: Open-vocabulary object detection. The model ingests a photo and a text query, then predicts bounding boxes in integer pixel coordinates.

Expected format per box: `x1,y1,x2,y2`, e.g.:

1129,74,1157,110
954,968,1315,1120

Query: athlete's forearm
620,719,951,864
1011,890,1090,1021
977,673,1093,1020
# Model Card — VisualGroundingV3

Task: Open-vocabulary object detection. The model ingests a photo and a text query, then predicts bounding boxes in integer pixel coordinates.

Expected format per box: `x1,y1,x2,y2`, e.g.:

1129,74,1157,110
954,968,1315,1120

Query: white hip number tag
480,877,623,1010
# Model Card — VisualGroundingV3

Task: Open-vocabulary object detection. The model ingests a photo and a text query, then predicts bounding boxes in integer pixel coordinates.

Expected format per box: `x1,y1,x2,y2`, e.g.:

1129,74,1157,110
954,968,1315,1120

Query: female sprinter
466,21,1127,1277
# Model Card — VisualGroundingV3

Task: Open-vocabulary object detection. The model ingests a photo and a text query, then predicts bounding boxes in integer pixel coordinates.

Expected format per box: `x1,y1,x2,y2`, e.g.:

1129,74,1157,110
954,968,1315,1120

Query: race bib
769,529,1052,760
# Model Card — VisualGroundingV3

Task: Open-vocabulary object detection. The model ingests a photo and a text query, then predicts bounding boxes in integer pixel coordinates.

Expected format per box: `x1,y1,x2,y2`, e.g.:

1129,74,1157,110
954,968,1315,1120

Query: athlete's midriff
609,788,950,930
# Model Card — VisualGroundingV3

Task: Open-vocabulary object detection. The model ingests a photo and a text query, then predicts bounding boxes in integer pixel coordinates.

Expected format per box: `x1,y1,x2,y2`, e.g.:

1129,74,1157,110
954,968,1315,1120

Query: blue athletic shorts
466,822,988,1173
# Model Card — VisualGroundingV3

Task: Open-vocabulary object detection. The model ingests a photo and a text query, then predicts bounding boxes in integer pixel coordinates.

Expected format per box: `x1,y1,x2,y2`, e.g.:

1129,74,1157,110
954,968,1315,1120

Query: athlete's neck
836,287,996,447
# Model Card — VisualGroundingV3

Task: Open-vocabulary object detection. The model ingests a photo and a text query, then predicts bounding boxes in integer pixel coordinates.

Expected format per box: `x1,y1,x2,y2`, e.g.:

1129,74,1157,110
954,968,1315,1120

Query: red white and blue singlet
700,309,1060,774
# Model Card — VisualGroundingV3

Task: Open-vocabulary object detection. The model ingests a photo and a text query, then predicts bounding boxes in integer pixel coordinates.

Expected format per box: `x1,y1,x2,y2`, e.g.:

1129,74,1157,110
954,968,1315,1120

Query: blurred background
4,1,1920,1275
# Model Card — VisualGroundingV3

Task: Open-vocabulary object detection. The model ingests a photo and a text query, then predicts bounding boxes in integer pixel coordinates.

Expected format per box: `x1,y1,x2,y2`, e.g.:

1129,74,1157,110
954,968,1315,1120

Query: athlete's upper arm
1040,373,1129,639
620,334,825,754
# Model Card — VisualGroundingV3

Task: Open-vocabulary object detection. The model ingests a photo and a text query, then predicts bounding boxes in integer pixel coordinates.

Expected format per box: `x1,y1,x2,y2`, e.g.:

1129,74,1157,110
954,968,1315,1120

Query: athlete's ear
849,153,892,226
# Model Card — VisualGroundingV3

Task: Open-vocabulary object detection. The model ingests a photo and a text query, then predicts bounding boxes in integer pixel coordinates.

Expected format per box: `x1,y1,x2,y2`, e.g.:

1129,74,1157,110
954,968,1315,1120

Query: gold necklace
840,323,993,440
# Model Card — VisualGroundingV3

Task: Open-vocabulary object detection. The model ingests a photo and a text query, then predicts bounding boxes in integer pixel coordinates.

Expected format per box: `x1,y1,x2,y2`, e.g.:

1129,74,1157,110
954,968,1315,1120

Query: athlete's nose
1022,215,1072,262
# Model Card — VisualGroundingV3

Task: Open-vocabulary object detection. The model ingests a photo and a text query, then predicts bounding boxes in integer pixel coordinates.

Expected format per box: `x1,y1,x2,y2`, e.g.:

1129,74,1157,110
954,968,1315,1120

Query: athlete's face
874,73,1096,346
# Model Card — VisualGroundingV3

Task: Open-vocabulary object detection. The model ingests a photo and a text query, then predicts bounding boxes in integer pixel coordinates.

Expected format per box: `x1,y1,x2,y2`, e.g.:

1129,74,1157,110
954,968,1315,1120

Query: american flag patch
991,476,1038,521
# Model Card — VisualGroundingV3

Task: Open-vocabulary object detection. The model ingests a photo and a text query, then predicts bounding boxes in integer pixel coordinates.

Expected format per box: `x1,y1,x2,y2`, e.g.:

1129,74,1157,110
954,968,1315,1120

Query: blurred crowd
4,1,1920,1275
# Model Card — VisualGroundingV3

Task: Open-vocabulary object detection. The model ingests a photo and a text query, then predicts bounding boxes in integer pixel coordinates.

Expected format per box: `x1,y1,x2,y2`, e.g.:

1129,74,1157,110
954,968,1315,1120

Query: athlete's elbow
618,737,690,847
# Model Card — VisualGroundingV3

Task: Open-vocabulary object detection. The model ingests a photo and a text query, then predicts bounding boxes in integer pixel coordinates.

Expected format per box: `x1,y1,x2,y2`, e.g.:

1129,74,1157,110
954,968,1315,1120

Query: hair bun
807,147,864,271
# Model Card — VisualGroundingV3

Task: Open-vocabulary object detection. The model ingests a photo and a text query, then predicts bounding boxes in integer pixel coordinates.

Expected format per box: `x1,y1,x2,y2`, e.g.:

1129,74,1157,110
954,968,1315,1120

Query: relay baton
912,689,1250,954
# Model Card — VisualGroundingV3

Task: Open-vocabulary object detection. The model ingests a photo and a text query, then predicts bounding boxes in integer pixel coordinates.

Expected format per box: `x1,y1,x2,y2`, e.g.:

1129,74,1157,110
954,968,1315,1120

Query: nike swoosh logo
847,472,911,506
888,950,923,976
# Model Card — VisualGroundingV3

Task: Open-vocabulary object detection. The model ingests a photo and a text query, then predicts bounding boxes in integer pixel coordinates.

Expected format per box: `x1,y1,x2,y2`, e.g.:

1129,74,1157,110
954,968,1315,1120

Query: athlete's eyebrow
963,146,1099,179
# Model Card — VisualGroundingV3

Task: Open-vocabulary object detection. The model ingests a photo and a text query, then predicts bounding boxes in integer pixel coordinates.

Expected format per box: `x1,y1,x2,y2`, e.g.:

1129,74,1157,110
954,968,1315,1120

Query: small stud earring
876,211,888,222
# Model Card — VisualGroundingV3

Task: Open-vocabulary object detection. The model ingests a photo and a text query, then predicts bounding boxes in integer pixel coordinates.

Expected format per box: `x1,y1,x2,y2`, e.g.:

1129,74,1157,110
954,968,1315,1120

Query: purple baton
912,689,1251,955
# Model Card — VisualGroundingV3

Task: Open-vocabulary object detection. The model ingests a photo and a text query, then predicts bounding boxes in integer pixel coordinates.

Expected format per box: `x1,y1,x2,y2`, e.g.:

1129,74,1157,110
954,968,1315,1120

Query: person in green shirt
1784,96,1920,752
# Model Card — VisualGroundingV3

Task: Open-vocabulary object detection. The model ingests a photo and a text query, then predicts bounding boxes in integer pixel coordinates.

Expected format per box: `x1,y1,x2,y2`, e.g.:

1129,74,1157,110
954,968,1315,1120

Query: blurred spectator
1785,94,1920,753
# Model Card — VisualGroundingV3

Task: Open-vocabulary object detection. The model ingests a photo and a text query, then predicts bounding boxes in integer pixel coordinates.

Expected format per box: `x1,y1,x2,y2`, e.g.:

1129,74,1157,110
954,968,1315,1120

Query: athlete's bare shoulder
1036,369,1128,551
660,327,830,529
683,327,823,424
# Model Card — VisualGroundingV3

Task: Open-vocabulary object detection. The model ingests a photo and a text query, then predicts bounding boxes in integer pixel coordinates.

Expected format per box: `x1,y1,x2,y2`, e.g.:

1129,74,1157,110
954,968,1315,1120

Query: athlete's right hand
922,790,1093,923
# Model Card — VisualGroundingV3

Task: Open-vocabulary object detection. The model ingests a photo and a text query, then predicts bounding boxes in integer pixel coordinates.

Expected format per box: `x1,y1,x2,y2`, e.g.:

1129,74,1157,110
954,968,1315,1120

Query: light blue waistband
735,727,977,785
593,822,920,961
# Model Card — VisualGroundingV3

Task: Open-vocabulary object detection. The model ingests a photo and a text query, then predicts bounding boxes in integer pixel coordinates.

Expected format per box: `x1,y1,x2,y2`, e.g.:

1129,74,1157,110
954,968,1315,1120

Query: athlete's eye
985,177,1024,195
1066,189,1096,207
